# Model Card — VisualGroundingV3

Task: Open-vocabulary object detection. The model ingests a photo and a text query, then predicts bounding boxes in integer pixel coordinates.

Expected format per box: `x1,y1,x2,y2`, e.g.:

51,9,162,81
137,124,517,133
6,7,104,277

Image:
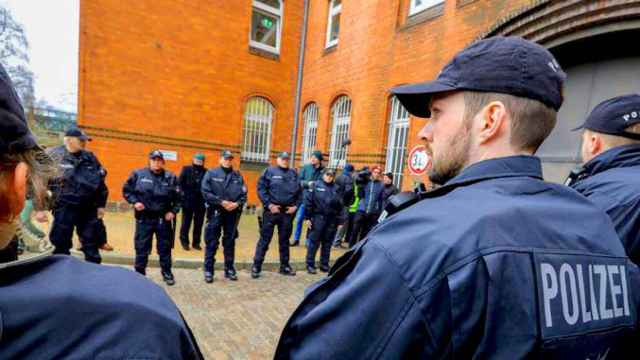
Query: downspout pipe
290,0,310,168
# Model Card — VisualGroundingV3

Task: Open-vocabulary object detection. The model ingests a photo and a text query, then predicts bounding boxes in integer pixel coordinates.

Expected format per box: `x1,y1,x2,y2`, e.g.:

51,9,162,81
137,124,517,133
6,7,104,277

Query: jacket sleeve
257,168,271,207
170,174,181,215
303,185,314,220
294,171,303,207
178,166,188,193
237,172,248,207
274,239,434,359
200,171,222,206
94,158,109,208
122,171,140,205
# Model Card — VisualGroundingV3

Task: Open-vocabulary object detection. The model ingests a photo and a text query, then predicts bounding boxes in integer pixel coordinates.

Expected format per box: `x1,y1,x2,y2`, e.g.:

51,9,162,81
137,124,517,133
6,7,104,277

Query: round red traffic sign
408,145,430,175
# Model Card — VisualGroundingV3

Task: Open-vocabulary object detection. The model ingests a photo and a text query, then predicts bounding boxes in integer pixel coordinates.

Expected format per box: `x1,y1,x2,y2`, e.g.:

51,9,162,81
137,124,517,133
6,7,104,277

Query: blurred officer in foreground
0,63,202,359
252,152,301,278
179,153,207,251
292,150,324,246
123,150,181,286
303,168,342,274
567,94,640,263
36,128,107,264
275,36,640,359
201,150,247,283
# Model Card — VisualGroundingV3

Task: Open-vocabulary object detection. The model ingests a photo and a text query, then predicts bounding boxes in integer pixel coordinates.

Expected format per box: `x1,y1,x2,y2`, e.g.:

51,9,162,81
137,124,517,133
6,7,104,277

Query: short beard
428,121,471,186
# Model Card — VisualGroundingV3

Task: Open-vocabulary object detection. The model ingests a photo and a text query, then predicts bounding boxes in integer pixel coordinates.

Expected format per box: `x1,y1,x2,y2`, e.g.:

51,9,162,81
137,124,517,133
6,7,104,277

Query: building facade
79,0,640,205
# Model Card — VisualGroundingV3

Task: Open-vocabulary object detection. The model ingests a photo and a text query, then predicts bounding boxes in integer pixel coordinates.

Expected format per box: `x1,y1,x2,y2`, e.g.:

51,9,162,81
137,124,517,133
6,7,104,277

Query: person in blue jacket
201,150,247,282
0,62,202,359
252,151,301,278
275,36,640,359
303,168,342,274
352,165,384,244
567,94,640,264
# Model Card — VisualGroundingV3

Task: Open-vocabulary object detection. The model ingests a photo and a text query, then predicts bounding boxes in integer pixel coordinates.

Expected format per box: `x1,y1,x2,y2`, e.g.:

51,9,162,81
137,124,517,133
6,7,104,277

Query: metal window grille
328,96,352,168
242,97,273,163
385,96,410,188
302,103,319,163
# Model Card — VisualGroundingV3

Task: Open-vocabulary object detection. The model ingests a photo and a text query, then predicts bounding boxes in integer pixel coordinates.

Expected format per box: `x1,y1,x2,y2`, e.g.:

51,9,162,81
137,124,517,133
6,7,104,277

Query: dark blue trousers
204,209,240,272
134,217,173,274
50,204,101,264
306,215,338,268
253,211,294,270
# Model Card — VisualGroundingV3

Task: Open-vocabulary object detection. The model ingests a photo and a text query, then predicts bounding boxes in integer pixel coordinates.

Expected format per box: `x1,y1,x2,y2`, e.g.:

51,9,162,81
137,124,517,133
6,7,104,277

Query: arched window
302,103,319,163
385,96,410,188
328,96,352,168
242,97,273,163
250,0,283,54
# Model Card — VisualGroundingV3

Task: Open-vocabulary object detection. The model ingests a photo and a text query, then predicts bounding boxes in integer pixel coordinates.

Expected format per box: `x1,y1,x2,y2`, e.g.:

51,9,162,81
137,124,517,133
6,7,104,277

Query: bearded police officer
0,63,202,359
251,152,301,278
303,168,342,274
37,128,107,264
567,94,640,264
123,150,181,286
178,153,207,251
201,150,247,283
275,36,640,359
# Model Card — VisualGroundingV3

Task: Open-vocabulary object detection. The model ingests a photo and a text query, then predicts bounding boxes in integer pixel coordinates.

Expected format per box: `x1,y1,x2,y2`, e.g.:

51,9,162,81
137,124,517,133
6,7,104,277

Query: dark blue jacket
178,164,206,208
201,166,247,209
304,180,342,219
0,254,202,359
258,166,302,208
358,179,385,214
48,146,108,208
570,145,640,264
276,156,640,359
122,168,181,217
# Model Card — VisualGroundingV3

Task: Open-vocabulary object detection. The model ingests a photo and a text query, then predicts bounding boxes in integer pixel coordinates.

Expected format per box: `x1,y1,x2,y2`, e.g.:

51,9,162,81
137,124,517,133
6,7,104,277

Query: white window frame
325,0,342,48
242,97,274,163
328,96,352,168
250,0,283,54
409,0,444,16
385,96,410,188
302,103,319,163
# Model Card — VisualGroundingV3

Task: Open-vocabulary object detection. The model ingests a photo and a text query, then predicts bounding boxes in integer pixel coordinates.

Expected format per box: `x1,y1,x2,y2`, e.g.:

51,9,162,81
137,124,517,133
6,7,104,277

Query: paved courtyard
144,267,323,359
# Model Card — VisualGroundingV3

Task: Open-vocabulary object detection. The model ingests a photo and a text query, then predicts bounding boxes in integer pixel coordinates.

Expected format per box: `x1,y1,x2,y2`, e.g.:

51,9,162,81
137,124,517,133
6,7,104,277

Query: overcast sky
3,0,79,112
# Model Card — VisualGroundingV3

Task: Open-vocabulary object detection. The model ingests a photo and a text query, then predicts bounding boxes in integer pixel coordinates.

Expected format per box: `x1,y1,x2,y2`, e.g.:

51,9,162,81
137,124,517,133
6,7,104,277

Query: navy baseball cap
277,151,290,159
65,128,90,141
221,150,234,159
392,36,566,118
0,63,39,154
149,150,164,160
573,94,640,140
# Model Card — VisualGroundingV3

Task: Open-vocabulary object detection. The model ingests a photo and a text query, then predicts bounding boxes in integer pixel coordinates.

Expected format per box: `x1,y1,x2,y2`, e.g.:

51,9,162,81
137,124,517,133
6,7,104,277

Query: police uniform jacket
178,164,206,207
570,144,640,264
48,146,107,208
276,156,640,359
258,166,302,208
201,167,247,210
304,180,342,219
123,168,181,217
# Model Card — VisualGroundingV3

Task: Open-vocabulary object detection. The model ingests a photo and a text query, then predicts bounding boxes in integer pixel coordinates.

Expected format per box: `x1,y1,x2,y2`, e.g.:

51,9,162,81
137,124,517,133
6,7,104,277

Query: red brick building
79,0,640,205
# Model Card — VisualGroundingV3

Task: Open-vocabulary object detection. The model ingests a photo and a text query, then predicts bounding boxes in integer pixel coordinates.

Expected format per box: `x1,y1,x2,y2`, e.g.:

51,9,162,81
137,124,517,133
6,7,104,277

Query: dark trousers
95,218,107,247
253,211,294,269
180,205,205,247
351,211,379,247
344,212,358,247
0,238,18,263
134,217,173,274
204,209,240,272
306,215,338,268
50,204,101,264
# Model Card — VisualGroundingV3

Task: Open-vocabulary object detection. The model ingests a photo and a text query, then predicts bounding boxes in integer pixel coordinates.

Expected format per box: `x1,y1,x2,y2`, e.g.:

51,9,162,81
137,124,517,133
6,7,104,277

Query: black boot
251,265,261,279
162,271,176,286
280,265,296,276
306,265,317,274
204,271,214,283
225,268,238,281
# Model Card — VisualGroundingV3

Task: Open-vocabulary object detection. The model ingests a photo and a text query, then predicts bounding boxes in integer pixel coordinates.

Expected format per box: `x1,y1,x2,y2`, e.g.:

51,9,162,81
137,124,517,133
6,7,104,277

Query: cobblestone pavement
146,267,323,359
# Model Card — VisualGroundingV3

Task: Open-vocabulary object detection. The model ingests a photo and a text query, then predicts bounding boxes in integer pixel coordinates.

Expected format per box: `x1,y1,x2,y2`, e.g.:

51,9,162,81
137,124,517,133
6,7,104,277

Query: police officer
567,94,640,263
178,153,207,251
332,163,355,248
36,128,107,264
251,152,301,278
201,150,247,283
303,168,342,274
292,150,325,246
123,150,181,286
0,63,202,359
275,37,640,358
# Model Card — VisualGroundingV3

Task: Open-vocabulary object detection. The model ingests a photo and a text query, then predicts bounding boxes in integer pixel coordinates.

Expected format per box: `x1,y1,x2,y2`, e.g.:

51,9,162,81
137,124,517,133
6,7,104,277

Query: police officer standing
567,94,640,263
178,153,207,251
201,150,247,283
276,37,640,358
251,152,301,278
123,150,180,286
36,128,107,264
304,168,342,274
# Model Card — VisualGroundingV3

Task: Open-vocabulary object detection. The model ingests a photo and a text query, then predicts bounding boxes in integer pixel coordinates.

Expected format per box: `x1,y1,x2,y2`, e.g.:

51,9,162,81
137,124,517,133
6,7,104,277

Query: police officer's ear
477,100,509,146
582,130,603,159
0,162,28,222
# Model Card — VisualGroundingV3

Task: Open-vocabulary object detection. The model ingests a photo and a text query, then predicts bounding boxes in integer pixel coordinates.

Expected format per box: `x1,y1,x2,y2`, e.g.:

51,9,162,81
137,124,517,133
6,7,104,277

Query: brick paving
145,267,323,360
